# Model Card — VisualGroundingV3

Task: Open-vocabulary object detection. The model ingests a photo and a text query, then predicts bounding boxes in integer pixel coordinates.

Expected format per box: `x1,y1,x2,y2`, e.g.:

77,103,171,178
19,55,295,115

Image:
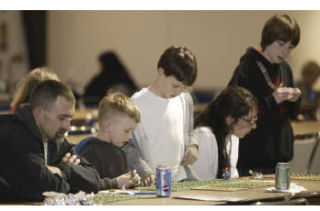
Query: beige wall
0,11,29,83
48,10,320,92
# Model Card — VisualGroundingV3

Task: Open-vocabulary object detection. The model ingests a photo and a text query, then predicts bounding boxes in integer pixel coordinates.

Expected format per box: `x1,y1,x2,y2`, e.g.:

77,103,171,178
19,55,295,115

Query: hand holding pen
116,169,141,189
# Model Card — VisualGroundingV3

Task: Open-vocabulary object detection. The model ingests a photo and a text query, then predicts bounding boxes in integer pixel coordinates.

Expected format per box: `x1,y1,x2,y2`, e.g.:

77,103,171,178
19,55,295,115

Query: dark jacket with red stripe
228,47,301,172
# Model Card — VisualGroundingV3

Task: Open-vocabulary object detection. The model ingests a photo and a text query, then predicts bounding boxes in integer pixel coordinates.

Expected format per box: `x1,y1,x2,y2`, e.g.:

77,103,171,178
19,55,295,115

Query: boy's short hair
157,46,197,86
98,92,140,124
30,80,75,110
260,14,300,50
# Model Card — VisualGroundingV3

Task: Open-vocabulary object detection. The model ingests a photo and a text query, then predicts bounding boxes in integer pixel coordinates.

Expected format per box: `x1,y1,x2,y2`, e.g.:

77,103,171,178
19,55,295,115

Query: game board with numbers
136,179,275,192
193,179,275,192
93,192,138,204
264,173,320,181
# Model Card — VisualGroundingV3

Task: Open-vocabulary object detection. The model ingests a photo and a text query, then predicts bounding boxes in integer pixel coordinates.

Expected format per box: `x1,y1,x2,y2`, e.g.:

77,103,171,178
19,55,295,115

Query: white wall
48,10,320,92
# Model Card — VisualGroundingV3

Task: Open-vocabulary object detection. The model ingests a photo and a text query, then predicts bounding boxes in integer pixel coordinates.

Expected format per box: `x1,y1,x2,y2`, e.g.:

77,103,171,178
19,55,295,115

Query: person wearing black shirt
0,81,104,202
228,14,301,176
77,92,141,189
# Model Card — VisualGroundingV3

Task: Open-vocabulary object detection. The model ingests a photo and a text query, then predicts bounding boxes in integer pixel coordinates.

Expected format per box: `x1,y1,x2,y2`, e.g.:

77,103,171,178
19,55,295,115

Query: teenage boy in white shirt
123,46,199,185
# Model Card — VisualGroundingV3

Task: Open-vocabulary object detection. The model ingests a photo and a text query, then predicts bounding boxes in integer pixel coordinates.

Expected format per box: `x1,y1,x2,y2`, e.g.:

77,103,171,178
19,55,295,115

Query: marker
133,191,156,195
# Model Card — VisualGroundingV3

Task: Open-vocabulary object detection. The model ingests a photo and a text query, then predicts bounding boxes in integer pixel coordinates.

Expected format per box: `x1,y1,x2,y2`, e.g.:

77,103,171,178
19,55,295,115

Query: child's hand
130,170,141,187
288,88,301,102
116,170,141,189
181,144,198,165
272,87,301,104
141,173,155,186
272,87,291,104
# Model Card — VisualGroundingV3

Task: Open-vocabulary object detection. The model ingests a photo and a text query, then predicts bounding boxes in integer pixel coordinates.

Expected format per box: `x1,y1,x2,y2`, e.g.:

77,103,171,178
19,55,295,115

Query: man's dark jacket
0,105,103,202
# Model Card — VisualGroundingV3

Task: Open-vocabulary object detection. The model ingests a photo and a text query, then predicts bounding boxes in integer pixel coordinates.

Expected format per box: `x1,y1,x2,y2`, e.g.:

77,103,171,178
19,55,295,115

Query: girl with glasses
191,86,258,179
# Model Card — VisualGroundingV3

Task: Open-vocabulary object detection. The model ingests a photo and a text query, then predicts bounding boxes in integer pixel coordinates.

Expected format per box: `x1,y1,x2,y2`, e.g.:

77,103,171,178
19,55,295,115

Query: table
99,177,320,205
7,177,320,205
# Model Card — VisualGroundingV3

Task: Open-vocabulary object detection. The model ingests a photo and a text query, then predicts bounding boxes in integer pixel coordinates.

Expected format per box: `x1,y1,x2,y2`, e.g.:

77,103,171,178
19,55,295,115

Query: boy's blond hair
98,92,140,124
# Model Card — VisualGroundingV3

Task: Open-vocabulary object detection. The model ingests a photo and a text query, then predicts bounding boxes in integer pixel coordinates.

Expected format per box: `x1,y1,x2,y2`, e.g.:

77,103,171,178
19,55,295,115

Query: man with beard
0,80,102,202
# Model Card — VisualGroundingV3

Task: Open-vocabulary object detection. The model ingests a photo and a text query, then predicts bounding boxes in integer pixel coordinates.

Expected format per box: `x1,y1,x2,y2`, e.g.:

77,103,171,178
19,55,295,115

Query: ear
101,119,112,131
225,115,235,127
157,67,165,77
32,107,43,125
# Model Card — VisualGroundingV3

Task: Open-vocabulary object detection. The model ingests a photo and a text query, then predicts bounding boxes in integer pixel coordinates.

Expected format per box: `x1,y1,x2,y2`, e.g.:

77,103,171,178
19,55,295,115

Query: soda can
156,165,171,197
275,162,290,190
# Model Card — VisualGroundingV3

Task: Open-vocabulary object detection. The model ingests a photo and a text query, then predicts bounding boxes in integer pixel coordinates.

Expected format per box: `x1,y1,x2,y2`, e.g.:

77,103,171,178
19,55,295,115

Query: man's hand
181,144,198,166
141,173,156,186
47,166,66,178
116,170,141,189
62,152,80,166
62,152,80,165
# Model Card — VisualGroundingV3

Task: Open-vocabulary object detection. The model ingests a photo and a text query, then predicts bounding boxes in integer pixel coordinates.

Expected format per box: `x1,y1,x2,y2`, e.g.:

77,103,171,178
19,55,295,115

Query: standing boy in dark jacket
228,14,301,176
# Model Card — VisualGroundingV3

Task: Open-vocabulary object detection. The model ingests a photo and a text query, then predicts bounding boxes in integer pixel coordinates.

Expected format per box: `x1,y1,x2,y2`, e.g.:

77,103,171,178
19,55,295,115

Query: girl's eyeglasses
240,116,258,126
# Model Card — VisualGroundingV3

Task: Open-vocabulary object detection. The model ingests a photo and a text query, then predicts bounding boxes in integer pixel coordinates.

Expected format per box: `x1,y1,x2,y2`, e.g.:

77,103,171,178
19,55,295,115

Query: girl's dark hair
260,14,300,50
195,86,258,178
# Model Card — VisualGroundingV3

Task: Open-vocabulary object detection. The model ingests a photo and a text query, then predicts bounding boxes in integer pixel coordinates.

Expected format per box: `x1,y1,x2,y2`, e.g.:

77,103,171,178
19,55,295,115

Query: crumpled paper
265,183,307,194
43,191,94,205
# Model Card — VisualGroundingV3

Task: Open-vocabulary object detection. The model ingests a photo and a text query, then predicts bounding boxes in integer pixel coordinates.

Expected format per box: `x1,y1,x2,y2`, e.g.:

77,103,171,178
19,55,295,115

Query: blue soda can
275,162,290,190
156,165,171,197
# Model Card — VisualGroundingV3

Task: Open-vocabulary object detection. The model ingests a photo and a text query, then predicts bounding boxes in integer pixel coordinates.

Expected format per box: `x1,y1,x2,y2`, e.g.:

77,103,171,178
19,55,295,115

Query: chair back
308,134,320,174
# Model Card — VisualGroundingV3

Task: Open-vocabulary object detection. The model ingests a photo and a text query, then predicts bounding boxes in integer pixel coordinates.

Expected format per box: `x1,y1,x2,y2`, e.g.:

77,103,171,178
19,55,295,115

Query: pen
133,191,156,195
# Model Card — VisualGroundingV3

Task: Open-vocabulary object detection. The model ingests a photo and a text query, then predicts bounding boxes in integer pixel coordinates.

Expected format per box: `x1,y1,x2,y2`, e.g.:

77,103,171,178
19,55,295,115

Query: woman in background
10,67,59,113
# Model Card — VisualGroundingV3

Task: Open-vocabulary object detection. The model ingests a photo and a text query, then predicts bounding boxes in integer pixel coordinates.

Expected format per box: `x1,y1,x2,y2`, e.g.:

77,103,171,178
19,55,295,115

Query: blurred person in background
83,51,138,106
10,67,59,113
296,61,320,120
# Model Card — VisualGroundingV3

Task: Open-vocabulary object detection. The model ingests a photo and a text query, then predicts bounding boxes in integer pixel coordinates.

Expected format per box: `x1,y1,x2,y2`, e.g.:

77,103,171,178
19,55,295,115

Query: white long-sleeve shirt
125,88,198,182
191,126,239,179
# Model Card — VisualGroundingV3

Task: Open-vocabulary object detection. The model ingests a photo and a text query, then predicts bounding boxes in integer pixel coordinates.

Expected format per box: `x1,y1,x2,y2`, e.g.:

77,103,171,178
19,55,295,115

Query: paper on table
265,183,307,194
173,195,247,202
